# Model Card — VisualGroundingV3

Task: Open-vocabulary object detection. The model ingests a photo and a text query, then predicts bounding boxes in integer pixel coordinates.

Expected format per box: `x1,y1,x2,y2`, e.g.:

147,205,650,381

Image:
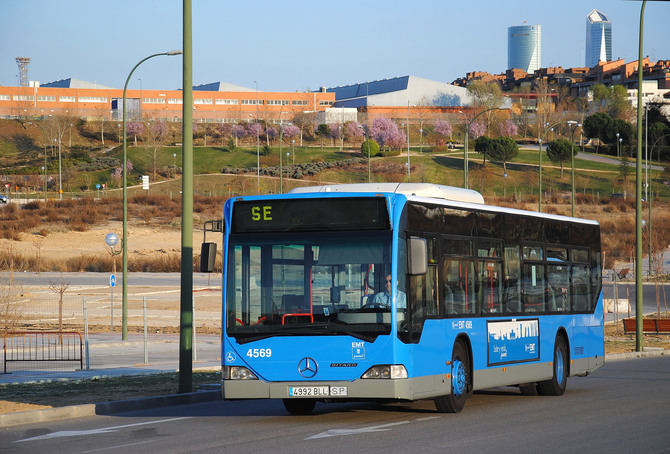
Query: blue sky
1,0,668,92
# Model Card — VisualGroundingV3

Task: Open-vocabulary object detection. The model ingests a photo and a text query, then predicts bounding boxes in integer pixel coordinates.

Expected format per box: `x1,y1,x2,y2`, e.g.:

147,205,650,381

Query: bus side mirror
200,242,217,273
408,237,427,275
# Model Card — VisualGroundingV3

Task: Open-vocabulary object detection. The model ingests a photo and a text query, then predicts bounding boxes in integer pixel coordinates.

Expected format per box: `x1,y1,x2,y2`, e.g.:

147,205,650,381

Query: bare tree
49,280,70,338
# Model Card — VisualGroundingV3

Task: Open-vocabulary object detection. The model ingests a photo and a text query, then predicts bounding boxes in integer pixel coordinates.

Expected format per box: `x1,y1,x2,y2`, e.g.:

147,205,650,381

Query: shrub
360,139,380,157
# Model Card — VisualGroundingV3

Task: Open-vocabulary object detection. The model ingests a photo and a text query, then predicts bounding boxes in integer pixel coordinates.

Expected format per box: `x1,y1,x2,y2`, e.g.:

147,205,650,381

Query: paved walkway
1,333,220,385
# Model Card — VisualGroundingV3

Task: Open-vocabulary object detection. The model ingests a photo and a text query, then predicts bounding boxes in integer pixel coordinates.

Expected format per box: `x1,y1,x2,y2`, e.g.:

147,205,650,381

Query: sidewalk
1,333,221,385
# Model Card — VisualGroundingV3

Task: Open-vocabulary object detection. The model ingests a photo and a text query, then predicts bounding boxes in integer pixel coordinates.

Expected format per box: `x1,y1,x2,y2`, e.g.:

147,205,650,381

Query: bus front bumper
223,375,446,401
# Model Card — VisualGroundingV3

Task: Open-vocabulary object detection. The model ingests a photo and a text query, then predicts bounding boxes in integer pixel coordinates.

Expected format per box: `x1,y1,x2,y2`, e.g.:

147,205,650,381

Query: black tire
434,340,471,413
283,398,316,415
538,335,568,396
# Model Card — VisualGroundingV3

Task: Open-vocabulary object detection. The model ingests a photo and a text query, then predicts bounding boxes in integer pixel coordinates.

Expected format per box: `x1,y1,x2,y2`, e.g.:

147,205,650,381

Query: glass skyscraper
508,25,541,74
585,9,612,68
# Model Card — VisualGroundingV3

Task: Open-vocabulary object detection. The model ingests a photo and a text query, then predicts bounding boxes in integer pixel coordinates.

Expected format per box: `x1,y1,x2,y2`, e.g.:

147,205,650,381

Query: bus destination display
232,197,389,233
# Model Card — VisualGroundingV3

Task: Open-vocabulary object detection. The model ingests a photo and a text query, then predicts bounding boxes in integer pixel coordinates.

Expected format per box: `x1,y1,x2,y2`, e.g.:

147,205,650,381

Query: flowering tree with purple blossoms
370,117,405,152
247,123,263,139
469,121,486,139
231,124,246,146
327,123,341,145
282,124,300,140
344,121,365,143
499,119,518,138
434,120,453,145
266,126,278,144
214,123,232,146
126,122,144,146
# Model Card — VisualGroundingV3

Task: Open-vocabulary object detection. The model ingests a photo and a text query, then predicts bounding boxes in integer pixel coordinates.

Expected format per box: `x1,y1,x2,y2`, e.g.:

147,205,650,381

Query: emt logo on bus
251,205,272,222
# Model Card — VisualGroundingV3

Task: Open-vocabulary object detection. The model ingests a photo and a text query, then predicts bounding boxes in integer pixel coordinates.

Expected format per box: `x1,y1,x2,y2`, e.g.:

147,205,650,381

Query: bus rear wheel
283,398,316,415
538,335,568,396
434,340,471,413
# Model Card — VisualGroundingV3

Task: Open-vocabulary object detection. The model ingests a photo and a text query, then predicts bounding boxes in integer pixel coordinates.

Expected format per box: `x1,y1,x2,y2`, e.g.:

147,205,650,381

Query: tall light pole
567,121,582,217
122,49,181,341
179,0,193,393
634,0,647,352
406,101,410,182
254,80,260,194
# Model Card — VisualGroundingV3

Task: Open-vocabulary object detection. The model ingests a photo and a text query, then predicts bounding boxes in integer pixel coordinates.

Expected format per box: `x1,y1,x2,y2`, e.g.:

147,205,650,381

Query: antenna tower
16,57,31,87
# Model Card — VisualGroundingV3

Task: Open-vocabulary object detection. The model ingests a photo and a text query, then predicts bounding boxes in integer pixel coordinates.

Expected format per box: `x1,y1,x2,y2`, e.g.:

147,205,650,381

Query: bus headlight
361,365,408,379
223,366,258,380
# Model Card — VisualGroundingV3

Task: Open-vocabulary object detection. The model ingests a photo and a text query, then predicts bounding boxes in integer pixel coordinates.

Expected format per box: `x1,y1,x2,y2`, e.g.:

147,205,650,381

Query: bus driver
370,274,406,309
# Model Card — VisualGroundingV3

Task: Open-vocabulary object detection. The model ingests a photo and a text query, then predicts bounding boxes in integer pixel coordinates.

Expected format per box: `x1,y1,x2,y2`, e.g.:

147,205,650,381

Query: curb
0,389,221,428
605,348,669,362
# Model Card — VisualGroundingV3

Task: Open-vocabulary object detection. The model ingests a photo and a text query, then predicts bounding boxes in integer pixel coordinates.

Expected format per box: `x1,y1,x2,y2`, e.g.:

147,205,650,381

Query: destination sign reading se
232,198,389,233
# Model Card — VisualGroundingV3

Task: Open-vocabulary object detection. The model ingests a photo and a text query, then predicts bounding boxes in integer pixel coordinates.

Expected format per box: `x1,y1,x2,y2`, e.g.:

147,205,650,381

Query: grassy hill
2,118,670,273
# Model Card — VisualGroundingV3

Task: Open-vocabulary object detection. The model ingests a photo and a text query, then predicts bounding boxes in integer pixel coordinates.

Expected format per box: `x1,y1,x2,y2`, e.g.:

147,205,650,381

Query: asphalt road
0,271,220,288
2,357,669,453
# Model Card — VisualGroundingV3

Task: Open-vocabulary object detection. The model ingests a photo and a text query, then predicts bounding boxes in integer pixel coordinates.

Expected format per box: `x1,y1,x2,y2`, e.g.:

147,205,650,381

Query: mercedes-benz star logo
298,357,318,378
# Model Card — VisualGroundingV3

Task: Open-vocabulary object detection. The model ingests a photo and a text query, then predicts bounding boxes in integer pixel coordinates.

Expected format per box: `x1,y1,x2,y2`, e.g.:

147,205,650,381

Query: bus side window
504,246,521,313
522,263,545,313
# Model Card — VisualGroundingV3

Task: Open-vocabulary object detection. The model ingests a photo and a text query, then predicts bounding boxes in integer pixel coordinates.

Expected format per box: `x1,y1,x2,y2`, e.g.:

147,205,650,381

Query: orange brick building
0,84,335,123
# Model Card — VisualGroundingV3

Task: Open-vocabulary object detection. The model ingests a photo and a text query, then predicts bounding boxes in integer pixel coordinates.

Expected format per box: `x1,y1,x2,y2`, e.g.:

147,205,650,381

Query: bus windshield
226,231,396,343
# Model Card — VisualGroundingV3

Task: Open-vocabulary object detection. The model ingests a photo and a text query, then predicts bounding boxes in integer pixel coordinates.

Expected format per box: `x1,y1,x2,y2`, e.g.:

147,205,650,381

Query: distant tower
585,10,612,68
508,25,541,73
15,57,31,87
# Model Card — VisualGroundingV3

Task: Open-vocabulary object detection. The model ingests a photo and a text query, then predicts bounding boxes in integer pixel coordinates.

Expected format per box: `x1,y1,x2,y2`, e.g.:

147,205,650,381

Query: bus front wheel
283,398,316,415
537,335,568,396
435,340,471,413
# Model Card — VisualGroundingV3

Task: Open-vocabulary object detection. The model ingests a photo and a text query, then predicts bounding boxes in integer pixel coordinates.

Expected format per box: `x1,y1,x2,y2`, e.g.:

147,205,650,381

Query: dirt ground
0,220,222,262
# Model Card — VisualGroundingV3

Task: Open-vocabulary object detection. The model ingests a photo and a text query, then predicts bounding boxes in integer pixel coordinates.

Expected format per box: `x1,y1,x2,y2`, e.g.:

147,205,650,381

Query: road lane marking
306,420,410,439
15,417,190,443
306,415,442,440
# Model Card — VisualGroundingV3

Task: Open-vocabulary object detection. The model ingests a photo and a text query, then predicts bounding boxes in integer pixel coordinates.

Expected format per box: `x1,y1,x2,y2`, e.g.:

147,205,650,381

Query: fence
2,288,221,373
3,331,82,374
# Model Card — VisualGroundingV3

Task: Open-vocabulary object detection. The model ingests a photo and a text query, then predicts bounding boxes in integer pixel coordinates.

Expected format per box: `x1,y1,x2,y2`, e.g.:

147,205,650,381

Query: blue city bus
220,183,603,414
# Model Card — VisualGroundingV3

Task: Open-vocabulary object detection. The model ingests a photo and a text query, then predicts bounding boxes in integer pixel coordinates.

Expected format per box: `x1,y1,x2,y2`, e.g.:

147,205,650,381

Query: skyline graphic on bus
487,319,540,365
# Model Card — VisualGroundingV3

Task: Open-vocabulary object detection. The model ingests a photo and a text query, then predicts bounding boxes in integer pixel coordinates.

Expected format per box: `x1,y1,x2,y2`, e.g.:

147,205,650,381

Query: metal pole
193,292,197,362
179,0,194,393
635,0,647,352
83,296,89,370
255,80,260,194
143,296,148,364
538,138,543,212
645,103,648,201
464,126,468,189
649,185,653,277
571,134,575,217
58,125,62,200
407,101,410,182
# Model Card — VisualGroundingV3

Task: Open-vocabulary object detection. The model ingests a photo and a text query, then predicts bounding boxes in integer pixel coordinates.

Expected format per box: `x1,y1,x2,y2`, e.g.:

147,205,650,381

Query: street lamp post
616,132,620,158
122,50,181,341
567,121,582,217
406,101,410,182
254,80,260,193
634,0,647,352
